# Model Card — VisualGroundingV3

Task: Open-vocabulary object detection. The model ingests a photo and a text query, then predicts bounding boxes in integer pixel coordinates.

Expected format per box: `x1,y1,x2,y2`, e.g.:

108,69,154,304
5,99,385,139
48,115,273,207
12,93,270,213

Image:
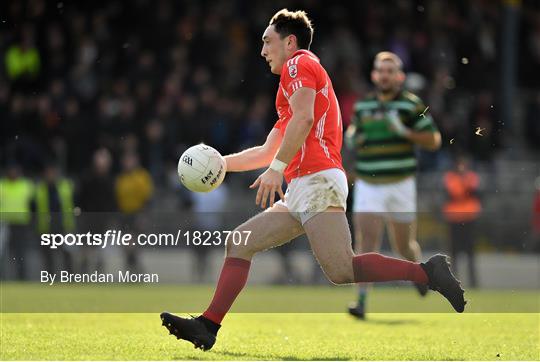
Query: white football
177,144,226,192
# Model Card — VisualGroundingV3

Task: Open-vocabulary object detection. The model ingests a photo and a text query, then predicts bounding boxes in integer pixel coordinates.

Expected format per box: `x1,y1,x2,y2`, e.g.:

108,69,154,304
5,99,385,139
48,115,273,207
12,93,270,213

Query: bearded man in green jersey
346,52,442,319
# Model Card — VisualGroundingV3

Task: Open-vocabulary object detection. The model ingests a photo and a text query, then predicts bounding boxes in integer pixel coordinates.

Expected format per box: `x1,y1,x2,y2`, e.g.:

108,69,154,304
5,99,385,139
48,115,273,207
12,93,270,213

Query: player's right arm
343,110,365,180
223,128,283,172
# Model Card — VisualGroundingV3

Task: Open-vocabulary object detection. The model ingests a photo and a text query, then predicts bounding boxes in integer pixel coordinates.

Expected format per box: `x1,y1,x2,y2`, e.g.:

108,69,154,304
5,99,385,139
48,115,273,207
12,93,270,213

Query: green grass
1,284,539,360
2,283,538,312
2,313,538,360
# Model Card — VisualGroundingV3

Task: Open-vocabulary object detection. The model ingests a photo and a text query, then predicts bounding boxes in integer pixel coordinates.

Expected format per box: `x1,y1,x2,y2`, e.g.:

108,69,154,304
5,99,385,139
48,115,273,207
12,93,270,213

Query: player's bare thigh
226,203,305,260
304,206,355,285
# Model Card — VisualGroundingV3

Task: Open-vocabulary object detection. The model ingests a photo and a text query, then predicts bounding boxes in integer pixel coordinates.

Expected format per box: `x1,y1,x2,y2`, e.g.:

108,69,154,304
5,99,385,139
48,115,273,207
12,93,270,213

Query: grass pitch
1,284,539,360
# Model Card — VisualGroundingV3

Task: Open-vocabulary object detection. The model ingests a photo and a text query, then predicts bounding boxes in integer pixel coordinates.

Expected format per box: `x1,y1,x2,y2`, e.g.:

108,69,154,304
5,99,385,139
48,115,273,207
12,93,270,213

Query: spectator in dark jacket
77,148,116,273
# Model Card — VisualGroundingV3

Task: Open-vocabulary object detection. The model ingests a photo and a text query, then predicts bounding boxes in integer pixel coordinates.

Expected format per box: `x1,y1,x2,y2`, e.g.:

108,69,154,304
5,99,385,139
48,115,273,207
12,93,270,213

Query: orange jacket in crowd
443,171,482,223
533,191,540,235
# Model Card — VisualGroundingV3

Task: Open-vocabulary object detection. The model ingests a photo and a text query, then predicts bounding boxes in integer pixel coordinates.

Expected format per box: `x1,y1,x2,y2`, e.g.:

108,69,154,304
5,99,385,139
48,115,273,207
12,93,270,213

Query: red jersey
274,49,344,183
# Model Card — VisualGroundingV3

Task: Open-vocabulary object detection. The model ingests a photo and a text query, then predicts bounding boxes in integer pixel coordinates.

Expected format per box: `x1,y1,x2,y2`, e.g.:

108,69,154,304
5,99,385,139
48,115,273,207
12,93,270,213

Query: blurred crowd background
1,0,539,285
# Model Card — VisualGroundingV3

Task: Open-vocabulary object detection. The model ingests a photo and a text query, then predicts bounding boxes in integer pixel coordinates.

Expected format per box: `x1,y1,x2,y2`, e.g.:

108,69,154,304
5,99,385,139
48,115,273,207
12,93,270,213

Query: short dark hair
374,51,403,70
269,9,313,50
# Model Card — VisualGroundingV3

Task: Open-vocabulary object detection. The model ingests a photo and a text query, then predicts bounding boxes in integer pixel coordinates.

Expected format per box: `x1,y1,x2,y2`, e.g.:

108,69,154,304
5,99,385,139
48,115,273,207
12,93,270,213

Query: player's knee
225,238,249,258
327,273,353,285
324,268,354,285
225,230,259,259
396,241,414,257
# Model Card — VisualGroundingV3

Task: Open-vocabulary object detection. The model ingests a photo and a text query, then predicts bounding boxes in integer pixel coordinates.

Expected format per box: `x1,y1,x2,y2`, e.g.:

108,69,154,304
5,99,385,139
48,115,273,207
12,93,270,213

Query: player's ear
397,70,406,83
371,69,378,83
287,34,296,49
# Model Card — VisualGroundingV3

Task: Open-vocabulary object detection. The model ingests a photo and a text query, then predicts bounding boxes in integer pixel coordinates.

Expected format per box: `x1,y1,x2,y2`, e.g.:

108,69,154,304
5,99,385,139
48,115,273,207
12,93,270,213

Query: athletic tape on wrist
269,159,288,174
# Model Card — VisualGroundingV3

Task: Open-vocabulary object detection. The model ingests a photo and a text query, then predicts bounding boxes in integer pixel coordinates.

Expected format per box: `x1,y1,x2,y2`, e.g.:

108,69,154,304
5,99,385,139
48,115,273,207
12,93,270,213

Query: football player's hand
249,168,285,209
386,110,410,137
345,125,366,149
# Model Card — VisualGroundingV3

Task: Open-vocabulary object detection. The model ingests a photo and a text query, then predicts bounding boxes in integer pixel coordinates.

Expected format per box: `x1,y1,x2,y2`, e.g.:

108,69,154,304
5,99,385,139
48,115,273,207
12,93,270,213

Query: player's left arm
387,106,441,151
250,87,315,208
403,128,441,151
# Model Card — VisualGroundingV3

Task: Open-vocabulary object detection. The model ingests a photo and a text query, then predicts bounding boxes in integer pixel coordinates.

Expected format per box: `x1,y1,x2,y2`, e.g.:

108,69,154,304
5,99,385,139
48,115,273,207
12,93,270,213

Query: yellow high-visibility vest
35,179,75,233
0,177,34,224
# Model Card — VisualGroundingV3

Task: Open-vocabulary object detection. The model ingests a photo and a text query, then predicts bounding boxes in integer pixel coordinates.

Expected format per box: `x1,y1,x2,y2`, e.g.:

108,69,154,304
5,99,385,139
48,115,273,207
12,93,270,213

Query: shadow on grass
362,318,420,326
176,350,351,361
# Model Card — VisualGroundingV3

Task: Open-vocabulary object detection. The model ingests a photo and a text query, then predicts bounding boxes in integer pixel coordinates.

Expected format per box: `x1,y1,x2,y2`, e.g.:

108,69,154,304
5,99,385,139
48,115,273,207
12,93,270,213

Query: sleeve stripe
287,54,304,67
414,116,433,130
291,80,303,92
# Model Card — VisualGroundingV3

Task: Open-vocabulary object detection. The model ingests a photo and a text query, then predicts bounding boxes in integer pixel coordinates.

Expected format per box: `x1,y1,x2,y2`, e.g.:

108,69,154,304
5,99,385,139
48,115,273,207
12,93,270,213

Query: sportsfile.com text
40,230,251,249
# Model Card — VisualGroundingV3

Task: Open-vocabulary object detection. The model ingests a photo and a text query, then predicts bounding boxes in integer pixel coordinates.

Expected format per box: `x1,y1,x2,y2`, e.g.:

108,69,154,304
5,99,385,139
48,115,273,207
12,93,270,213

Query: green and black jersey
346,90,438,184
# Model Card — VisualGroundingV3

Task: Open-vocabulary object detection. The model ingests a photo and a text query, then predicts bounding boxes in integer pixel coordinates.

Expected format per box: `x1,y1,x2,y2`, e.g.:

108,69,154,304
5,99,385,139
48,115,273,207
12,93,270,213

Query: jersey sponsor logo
288,64,297,78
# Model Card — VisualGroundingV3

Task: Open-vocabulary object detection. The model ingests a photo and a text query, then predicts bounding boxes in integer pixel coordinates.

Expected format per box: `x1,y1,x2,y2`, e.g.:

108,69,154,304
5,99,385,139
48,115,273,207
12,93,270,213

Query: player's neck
287,47,308,58
376,89,400,102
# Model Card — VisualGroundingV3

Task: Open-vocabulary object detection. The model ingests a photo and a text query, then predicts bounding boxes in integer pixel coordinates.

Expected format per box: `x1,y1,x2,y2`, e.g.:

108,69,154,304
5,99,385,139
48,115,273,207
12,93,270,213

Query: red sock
202,257,251,324
352,252,428,284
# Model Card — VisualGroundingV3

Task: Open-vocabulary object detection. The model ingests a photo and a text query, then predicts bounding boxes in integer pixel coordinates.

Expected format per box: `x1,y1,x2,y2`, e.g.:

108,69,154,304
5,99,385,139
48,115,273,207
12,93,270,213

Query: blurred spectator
467,91,500,171
77,148,116,273
239,94,271,149
0,0,536,178
443,156,481,287
5,25,41,92
143,120,166,185
0,163,34,280
79,149,116,213
190,182,229,282
35,162,75,274
531,177,540,252
524,93,540,150
115,151,153,272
